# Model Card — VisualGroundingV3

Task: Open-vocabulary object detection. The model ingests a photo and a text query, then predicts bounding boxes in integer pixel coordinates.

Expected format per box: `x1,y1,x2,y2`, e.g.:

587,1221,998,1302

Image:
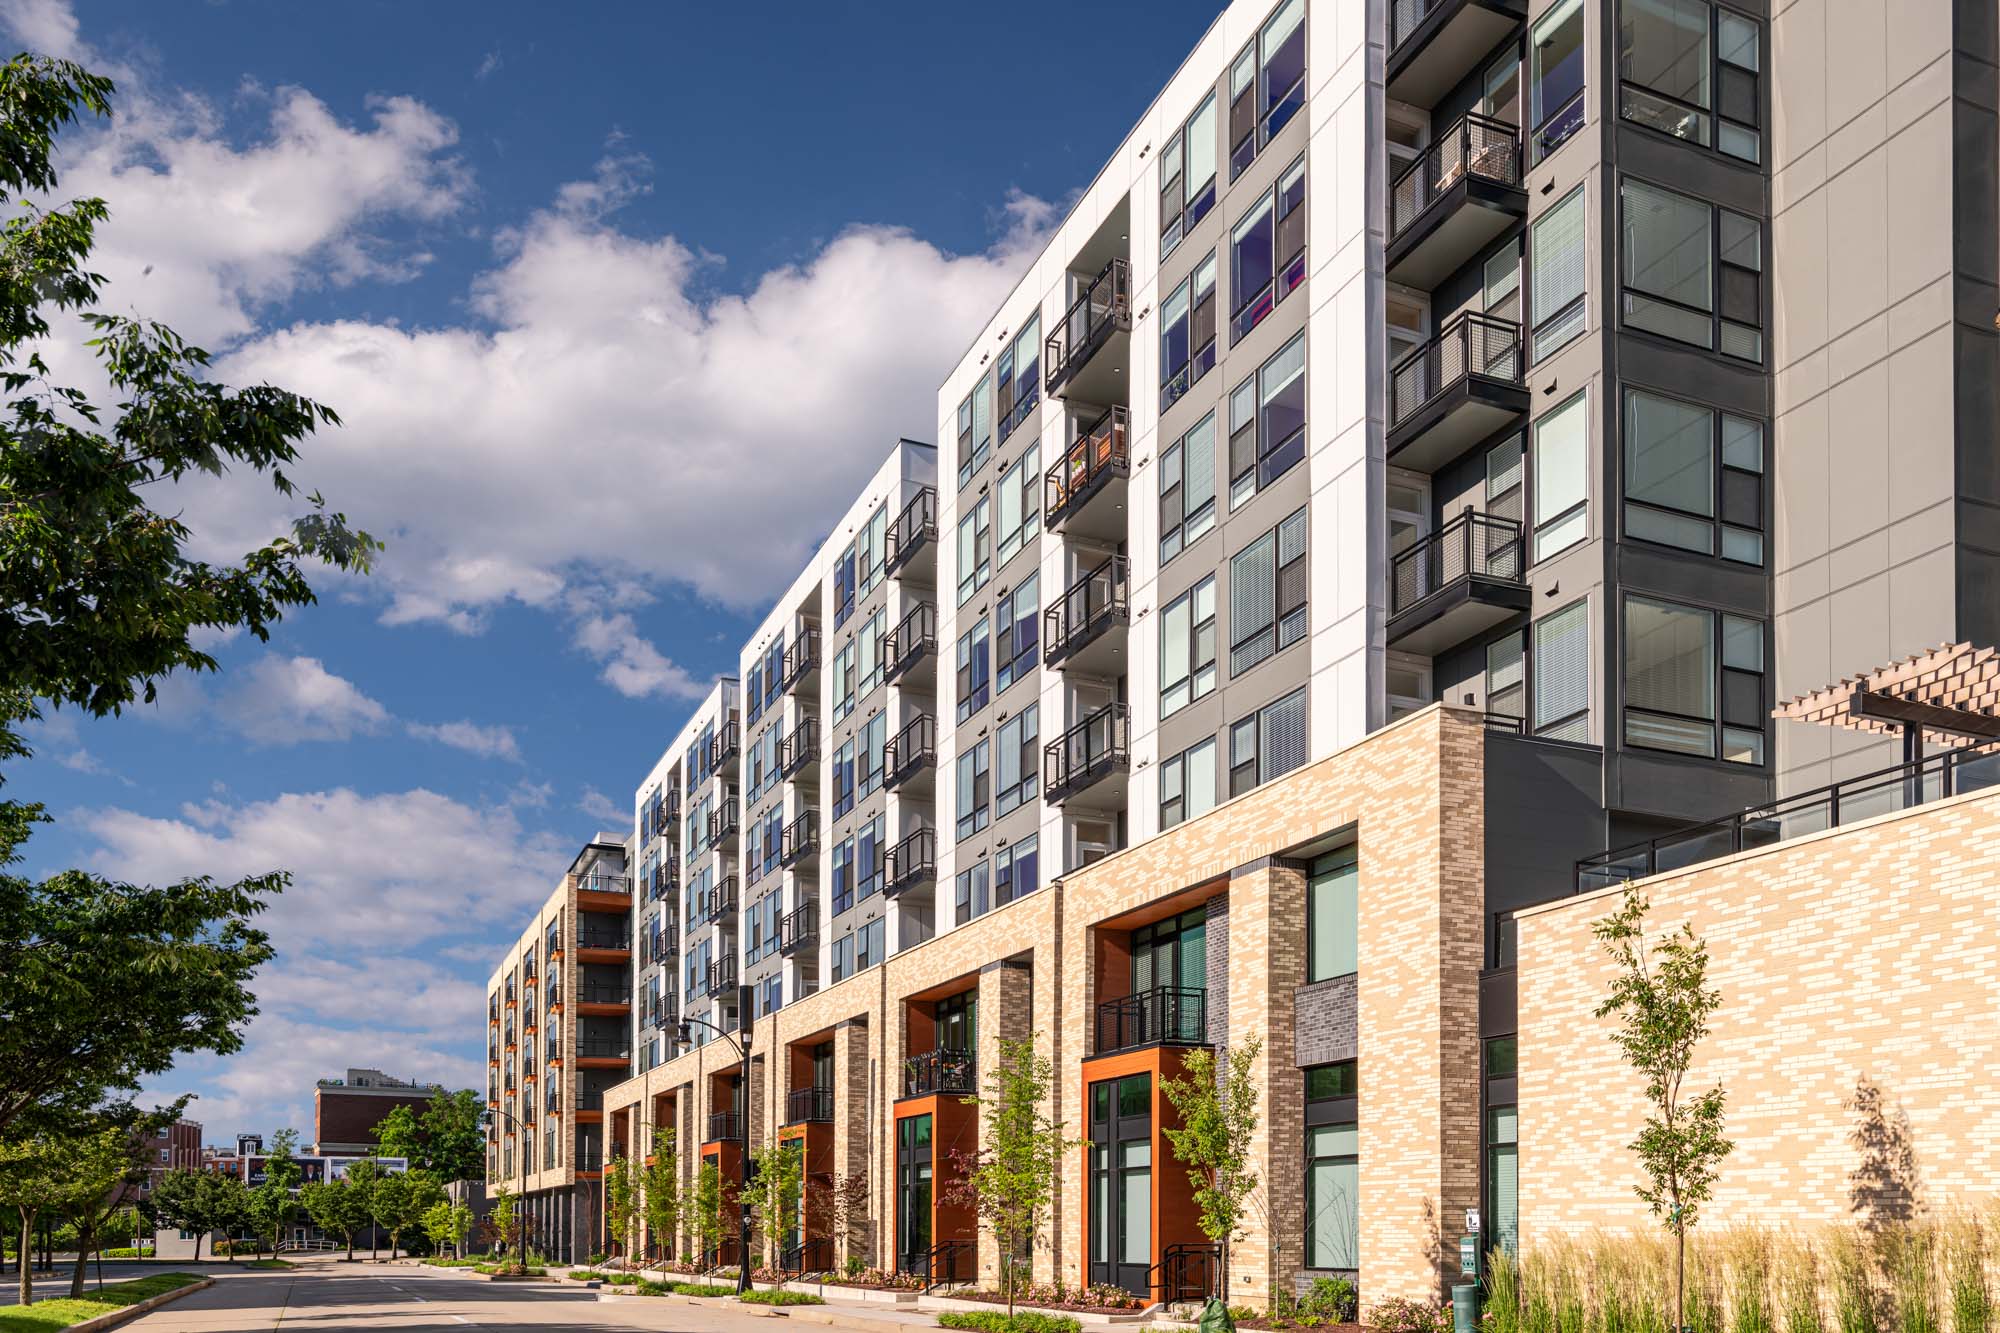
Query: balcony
902,1047,976,1098
577,982,631,1008
708,804,740,849
780,902,818,957
780,810,820,867
1387,510,1530,655
1387,311,1528,472
646,793,680,844
575,926,631,954
1386,113,1526,290
576,873,631,898
706,1112,743,1143
883,714,937,795
884,603,938,688
649,862,679,901
782,628,821,695
1044,703,1130,806
1043,555,1129,675
575,1038,629,1062
702,876,739,925
779,718,820,782
1386,0,1527,110
1046,258,1132,404
1095,986,1209,1055
1044,405,1130,540
706,955,739,999
709,720,741,773
884,827,937,899
785,1087,835,1124
884,486,938,581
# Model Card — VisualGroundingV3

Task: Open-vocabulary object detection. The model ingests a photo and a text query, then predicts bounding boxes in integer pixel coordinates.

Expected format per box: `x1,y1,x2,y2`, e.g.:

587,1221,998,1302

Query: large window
1227,332,1305,506
956,616,990,724
1160,575,1218,718
1228,0,1305,179
1307,847,1357,983
1159,738,1218,830
996,703,1039,816
996,835,1038,906
1530,0,1584,160
1160,411,1218,564
997,315,1042,439
1620,179,1763,359
1532,599,1590,742
956,739,991,839
1230,156,1307,343
857,815,885,899
1229,687,1307,797
956,495,992,605
1160,93,1218,259
858,607,886,698
857,711,888,799
833,543,857,628
1161,251,1218,412
1487,632,1525,721
1229,507,1308,675
1623,390,1766,563
1620,0,1762,162
832,639,856,723
997,441,1041,567
831,835,854,915
954,859,989,928
957,372,993,489
1133,908,1207,992
1622,596,1766,763
996,576,1039,693
1305,1061,1358,1272
1532,392,1588,560
832,738,855,818
858,503,888,599
1530,187,1587,359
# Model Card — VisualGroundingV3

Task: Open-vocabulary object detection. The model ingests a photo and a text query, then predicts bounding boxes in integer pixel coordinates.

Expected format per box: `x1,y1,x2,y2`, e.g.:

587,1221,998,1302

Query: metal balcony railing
577,982,630,1005
902,1047,977,1098
709,719,741,770
576,874,632,896
574,1038,630,1060
780,902,818,956
884,827,937,898
1389,113,1523,240
785,1087,835,1125
780,719,820,780
1389,510,1526,615
1044,405,1129,528
576,926,631,951
1044,703,1130,802
706,1112,743,1143
780,810,820,867
884,603,937,683
1043,555,1129,667
1095,986,1209,1054
781,628,821,691
702,876,739,925
1389,311,1524,432
885,486,938,577
649,863,679,900
1045,258,1132,395
883,713,937,791
706,955,738,998
708,804,740,844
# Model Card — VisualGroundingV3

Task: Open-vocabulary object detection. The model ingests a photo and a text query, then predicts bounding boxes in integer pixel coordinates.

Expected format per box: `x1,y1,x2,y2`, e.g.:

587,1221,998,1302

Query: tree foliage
371,1091,486,1183
368,1172,439,1261
691,1159,726,1268
639,1127,681,1262
1594,887,1733,1332
605,1149,641,1261
244,1129,299,1257
1160,1039,1263,1300
744,1139,805,1283
421,1198,472,1258
0,1121,141,1304
149,1167,246,1265
301,1177,374,1261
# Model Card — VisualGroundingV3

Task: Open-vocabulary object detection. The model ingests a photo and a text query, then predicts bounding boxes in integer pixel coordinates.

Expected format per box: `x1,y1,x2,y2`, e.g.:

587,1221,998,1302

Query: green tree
944,1035,1081,1317
0,1131,89,1304
151,1168,243,1264
55,1123,148,1298
421,1199,471,1259
372,1092,485,1183
744,1139,805,1284
368,1173,437,1261
691,1159,726,1269
372,1107,421,1164
341,1157,384,1259
640,1128,682,1263
483,1185,523,1274
244,1130,300,1258
806,1172,870,1272
605,1150,640,1262
1160,1038,1264,1303
1594,887,1734,1333
0,52,375,1141
301,1178,372,1262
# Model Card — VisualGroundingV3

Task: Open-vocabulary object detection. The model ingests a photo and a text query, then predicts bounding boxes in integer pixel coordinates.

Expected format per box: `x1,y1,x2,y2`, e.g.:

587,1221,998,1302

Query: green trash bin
1198,1297,1237,1333
1452,1283,1481,1333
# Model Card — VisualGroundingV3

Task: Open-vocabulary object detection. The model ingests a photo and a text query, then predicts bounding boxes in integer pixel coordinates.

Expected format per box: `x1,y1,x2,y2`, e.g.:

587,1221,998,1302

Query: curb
64,1276,215,1333
786,1304,932,1333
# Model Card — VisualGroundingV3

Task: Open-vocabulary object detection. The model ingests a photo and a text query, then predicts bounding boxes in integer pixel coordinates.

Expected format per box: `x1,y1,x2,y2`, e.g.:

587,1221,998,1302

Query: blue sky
5,0,1223,1144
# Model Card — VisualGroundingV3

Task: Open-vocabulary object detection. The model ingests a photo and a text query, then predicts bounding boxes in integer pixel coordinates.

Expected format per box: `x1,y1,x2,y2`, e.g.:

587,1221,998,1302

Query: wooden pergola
1773,641,2000,753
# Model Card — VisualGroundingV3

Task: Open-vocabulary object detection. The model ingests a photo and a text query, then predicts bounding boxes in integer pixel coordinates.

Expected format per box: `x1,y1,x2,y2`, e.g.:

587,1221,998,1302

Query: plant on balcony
943,1035,1082,1320
606,1149,641,1261
743,1138,805,1286
1592,887,1733,1333
807,1171,871,1272
641,1127,683,1263
691,1159,727,1271
1160,1039,1264,1307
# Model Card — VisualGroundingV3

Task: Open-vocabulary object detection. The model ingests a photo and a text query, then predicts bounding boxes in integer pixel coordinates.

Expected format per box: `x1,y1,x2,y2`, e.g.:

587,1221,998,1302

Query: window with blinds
1229,506,1309,675
1531,392,1588,560
1622,595,1715,756
1229,687,1308,797
1487,632,1526,720
1161,411,1219,564
1160,575,1218,718
1530,599,1589,741
1531,186,1587,359
996,704,1039,816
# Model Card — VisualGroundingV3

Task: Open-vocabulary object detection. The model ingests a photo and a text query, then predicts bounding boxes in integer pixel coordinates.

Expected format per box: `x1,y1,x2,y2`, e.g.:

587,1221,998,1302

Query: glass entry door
1088,1074,1153,1296
895,1114,933,1273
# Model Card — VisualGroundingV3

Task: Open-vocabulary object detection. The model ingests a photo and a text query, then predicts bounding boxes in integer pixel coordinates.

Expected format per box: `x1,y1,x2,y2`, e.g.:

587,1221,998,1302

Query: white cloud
224,654,391,744
577,785,623,824
1,0,81,59
405,719,521,762
571,609,708,701
475,50,503,80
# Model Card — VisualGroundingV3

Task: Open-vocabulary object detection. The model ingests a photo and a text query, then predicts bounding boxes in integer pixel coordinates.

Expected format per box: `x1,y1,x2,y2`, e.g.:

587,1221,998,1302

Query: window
760,975,783,1018
831,835,854,915
1622,596,1766,763
1620,0,1762,162
954,859,989,927
1530,0,1585,160
1160,93,1218,259
1621,179,1763,359
1305,1062,1358,1271
832,739,855,818
1160,251,1218,411
996,441,1041,567
1531,599,1590,742
857,919,885,971
834,543,857,627
956,739,991,839
832,932,855,983
1532,392,1588,560
996,576,1039,692
956,616,991,724
857,815,885,899
832,639,857,723
1229,687,1307,796
1227,332,1305,506
858,711,888,799
1230,155,1307,342
998,315,1042,439
1487,1104,1519,1259
996,703,1039,816
1159,737,1218,830
858,607,886,698
1530,187,1587,358
996,835,1038,906
1487,631,1526,721
1624,390,1766,562
1229,0,1305,178
1160,575,1219,717
1307,847,1357,982
956,495,992,605
858,503,889,599
1485,244,1521,321
957,373,993,488
1160,411,1218,563
1229,507,1308,675
746,667,763,724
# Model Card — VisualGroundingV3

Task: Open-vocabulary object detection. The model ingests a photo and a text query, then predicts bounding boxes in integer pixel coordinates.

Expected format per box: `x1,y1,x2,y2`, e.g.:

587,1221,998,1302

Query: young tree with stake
1160,1039,1263,1306
640,1128,682,1262
744,1139,805,1285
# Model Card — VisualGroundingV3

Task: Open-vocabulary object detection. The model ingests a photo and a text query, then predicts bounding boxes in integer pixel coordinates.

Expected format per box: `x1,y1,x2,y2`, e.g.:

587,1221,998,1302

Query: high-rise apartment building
472,0,2000,1303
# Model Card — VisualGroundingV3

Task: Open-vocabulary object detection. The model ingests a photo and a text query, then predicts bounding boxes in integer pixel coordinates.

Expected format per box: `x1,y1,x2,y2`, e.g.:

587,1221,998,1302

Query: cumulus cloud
225,654,391,743
577,785,623,824
404,719,521,762
475,50,502,80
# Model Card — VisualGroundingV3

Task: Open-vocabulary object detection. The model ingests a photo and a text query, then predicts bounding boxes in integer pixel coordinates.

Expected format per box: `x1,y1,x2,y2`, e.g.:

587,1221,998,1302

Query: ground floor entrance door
1088,1072,1153,1297
895,1113,933,1274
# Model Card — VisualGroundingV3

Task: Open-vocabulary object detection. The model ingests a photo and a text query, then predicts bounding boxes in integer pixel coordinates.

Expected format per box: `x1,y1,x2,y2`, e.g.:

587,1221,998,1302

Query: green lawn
0,1272,203,1332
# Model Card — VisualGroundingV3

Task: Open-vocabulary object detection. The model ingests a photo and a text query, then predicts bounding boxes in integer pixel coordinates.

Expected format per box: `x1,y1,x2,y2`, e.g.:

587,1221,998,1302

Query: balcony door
895,1113,933,1273
1089,1074,1153,1296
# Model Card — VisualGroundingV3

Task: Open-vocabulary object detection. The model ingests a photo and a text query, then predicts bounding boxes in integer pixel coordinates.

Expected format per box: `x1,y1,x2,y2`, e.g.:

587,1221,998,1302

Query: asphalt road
116,1257,824,1331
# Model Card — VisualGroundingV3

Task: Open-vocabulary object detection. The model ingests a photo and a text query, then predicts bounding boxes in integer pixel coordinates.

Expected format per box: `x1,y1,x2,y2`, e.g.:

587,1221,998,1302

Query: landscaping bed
938,1312,1085,1333
0,1272,206,1333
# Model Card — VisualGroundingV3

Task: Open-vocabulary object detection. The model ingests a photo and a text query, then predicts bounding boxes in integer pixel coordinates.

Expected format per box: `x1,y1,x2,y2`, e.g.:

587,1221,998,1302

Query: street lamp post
677,1008,754,1296
477,1105,527,1270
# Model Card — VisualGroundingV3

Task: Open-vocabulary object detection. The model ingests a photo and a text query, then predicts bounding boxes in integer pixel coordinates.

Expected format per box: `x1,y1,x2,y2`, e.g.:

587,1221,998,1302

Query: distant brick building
313,1068,444,1155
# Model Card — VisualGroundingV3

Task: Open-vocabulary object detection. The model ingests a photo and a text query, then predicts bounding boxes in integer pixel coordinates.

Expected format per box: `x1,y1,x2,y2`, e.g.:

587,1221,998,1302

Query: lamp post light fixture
678,996,754,1296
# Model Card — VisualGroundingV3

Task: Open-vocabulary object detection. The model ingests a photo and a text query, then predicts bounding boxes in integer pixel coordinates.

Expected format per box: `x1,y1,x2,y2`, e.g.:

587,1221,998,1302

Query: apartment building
312,1068,445,1156
482,834,632,1263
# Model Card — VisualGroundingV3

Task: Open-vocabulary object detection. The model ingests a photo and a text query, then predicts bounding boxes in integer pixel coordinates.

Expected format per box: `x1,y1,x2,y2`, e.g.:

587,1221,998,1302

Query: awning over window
1773,642,2000,744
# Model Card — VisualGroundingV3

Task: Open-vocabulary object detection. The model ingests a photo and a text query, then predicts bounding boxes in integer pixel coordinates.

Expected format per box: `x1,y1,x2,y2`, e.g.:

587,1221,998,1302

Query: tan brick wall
1515,786,2000,1240
1229,862,1307,1303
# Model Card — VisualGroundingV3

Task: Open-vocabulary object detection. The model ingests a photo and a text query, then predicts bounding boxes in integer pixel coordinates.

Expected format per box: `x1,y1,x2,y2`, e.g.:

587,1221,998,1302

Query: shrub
672,1282,740,1297
637,1279,671,1295
1301,1277,1360,1324
742,1289,827,1306
607,1273,639,1286
936,1312,1084,1333
1368,1299,1452,1333
566,1270,607,1281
